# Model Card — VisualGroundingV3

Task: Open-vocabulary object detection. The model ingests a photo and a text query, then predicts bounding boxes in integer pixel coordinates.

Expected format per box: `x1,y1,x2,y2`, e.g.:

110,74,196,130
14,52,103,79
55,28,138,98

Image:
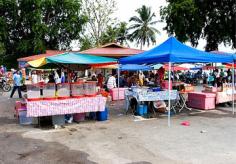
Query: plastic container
43,83,56,99
71,82,84,97
143,105,148,114
26,84,41,99
97,108,108,121
19,110,33,125
136,104,144,116
57,83,70,98
152,87,161,92
84,81,97,96
109,88,126,100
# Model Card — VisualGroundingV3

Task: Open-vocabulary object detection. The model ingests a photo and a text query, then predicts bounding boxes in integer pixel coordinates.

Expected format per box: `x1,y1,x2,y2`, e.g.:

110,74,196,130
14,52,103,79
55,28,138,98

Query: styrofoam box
110,88,127,101
188,92,216,110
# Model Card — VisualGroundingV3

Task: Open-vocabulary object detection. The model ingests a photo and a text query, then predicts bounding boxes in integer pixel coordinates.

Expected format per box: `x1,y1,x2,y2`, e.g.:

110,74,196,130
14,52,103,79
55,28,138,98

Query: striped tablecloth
27,96,106,117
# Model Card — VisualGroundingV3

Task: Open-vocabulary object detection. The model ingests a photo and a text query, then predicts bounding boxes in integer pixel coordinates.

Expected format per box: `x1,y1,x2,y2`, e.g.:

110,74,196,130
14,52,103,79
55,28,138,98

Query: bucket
97,108,108,121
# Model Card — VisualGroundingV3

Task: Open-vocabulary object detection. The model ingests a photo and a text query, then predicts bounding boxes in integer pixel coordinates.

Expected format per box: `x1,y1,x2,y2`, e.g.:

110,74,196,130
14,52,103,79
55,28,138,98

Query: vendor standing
97,73,104,88
158,67,165,84
138,71,145,86
107,73,116,90
31,71,38,84
10,70,22,98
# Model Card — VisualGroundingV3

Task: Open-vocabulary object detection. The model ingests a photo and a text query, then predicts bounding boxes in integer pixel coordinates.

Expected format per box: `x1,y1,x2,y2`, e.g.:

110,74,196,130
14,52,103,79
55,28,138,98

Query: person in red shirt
97,73,104,88
158,66,165,84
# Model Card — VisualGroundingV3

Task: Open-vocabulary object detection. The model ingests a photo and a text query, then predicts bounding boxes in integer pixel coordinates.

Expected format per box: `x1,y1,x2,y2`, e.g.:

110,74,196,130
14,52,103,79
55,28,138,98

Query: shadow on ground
0,132,97,164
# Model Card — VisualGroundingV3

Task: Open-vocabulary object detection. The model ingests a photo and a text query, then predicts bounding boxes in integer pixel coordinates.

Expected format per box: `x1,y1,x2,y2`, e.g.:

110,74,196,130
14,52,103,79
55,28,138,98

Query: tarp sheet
28,52,117,67
119,37,234,64
47,52,117,64
28,57,47,68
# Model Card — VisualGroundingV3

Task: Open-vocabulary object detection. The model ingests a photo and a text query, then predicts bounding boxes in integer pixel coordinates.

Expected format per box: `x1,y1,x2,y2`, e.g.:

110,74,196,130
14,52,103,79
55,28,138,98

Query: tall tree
81,0,117,47
0,0,87,67
129,5,160,50
100,22,129,46
160,0,236,51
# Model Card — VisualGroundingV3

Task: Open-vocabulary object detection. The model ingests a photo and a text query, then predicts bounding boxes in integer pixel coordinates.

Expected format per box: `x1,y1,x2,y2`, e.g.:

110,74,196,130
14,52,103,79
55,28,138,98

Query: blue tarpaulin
119,37,234,64
120,64,152,71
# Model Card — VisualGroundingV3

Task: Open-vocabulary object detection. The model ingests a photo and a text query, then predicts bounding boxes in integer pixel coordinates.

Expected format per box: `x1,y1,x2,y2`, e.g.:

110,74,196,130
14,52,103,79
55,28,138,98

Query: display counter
27,96,106,117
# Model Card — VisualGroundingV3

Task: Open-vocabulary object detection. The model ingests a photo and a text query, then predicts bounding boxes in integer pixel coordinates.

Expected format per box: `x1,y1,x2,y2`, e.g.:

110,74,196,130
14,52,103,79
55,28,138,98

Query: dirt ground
1,92,236,164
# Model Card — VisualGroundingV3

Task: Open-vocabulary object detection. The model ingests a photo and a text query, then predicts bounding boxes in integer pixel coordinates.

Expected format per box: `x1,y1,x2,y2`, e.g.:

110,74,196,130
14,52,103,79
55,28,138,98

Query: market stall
119,36,235,126
16,53,117,126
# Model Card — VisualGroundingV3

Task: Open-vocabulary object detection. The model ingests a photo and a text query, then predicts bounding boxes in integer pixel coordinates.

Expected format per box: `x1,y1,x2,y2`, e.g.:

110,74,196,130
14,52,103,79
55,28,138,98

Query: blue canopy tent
120,64,153,71
119,37,235,126
120,37,233,64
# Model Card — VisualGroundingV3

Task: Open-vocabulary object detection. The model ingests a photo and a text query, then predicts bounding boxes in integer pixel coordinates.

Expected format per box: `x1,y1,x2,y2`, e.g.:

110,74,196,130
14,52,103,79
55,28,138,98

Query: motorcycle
0,77,12,92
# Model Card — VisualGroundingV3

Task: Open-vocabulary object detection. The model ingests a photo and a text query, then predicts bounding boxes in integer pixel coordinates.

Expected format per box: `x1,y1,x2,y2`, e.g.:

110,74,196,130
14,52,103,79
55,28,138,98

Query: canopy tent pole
117,64,120,100
168,62,171,127
232,63,235,115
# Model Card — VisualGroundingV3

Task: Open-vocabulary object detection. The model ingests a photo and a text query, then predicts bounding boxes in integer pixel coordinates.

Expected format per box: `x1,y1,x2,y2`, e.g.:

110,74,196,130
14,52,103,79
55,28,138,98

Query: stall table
27,96,106,117
125,89,179,113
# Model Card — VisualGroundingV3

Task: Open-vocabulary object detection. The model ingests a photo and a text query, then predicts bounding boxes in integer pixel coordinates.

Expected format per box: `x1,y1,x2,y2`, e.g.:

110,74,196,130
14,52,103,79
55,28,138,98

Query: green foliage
79,36,94,51
160,0,236,51
0,0,87,67
100,22,129,46
129,5,160,50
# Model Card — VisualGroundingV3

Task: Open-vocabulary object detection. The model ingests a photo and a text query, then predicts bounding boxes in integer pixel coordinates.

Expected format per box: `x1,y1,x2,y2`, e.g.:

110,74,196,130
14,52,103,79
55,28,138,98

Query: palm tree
129,5,160,50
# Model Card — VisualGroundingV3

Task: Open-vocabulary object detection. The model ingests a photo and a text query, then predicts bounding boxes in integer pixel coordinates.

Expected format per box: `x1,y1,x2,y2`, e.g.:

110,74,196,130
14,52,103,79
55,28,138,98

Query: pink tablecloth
27,96,106,117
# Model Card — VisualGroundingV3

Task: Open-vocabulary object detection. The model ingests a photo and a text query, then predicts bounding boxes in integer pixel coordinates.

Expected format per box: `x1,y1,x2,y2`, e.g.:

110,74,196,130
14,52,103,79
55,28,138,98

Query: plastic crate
57,83,70,98
71,82,84,97
84,82,97,96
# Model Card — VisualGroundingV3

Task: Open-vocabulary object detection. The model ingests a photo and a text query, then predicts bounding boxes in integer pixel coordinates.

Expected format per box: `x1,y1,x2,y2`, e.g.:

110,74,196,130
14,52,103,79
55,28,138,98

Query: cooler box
110,88,126,100
97,108,108,121
19,110,32,125
161,81,172,89
188,92,216,110
73,113,86,122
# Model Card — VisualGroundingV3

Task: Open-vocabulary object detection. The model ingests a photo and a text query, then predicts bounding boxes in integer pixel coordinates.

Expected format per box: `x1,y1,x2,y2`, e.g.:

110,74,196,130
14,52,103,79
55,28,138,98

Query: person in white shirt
54,70,61,84
107,74,116,89
31,71,38,84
